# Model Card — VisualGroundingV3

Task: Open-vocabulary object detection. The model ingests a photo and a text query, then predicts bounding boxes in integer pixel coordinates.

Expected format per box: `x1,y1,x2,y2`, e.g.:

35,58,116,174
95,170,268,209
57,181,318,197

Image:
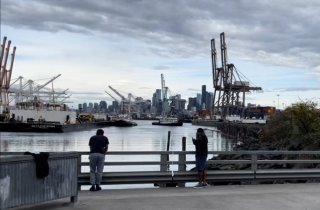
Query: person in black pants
89,129,109,191
192,128,209,188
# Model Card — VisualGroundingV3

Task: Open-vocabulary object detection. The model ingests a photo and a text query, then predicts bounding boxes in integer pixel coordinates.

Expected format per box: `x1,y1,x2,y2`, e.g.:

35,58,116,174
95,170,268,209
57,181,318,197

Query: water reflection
0,121,236,153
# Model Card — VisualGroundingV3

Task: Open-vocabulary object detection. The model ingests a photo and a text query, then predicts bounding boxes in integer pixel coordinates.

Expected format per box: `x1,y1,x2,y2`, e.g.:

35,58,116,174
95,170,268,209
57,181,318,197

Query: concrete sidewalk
11,183,320,210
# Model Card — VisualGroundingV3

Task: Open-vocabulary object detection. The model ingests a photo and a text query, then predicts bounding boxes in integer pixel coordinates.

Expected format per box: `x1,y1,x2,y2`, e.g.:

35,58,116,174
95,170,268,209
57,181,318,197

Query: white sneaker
193,182,204,188
202,182,210,188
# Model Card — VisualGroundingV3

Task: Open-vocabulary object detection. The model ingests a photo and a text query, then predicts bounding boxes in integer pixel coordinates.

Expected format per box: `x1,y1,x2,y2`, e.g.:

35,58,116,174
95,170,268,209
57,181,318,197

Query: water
0,120,236,189
0,120,235,153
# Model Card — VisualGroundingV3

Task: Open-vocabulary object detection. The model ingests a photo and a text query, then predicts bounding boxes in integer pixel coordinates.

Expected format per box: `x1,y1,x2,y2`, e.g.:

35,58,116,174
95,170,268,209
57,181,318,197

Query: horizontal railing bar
3,151,320,156
207,160,252,164
80,160,254,166
257,160,320,164
81,161,162,166
4,151,320,188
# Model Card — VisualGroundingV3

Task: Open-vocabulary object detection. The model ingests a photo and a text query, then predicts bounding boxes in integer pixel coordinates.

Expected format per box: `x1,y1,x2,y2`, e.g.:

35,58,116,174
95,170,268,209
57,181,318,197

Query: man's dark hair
96,129,104,135
197,128,204,133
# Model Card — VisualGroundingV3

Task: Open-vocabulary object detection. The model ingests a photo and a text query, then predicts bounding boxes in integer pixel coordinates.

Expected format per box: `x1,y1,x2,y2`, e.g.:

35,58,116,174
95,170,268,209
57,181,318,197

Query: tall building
82,103,88,112
206,92,213,112
201,85,206,108
155,89,161,101
99,100,107,112
152,89,162,115
176,99,186,111
78,104,83,112
88,102,93,112
187,97,197,110
111,101,119,113
93,102,99,112
196,94,201,111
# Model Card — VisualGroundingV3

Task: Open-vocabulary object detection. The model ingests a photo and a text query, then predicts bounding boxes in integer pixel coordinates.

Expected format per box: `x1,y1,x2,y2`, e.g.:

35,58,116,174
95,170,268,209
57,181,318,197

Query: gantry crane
107,86,131,115
108,85,126,101
105,90,120,103
0,36,16,112
9,74,68,104
211,32,262,118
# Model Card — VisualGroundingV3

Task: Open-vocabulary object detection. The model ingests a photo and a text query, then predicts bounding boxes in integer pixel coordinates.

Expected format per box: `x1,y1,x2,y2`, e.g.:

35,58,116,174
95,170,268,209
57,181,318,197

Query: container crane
0,36,16,112
34,74,61,93
34,74,62,103
105,90,120,103
211,32,262,118
108,85,126,101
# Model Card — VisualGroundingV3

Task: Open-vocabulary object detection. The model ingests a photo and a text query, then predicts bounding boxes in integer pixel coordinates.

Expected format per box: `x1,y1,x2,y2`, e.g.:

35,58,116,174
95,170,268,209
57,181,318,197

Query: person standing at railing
89,129,109,191
192,128,209,188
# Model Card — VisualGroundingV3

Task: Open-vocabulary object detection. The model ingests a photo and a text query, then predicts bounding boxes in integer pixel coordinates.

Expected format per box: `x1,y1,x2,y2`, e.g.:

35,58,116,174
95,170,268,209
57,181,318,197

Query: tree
261,101,320,150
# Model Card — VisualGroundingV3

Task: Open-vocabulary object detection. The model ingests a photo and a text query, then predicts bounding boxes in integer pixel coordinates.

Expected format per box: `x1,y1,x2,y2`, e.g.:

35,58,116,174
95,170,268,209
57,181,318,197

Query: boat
0,110,139,133
96,114,137,127
0,99,138,132
151,73,183,126
152,117,183,126
0,103,103,133
0,120,64,132
97,119,137,127
226,115,266,124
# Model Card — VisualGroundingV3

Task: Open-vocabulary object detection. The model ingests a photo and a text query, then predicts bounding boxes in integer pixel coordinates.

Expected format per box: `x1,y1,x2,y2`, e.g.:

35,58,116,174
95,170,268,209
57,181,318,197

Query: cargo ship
0,102,136,133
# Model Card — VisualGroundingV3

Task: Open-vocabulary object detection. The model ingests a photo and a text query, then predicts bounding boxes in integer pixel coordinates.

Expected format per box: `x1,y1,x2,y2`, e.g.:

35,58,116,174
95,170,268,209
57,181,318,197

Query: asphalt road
10,183,320,210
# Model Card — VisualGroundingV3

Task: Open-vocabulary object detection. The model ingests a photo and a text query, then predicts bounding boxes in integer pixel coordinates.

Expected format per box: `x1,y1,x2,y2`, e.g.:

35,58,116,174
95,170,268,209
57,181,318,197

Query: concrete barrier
0,152,79,210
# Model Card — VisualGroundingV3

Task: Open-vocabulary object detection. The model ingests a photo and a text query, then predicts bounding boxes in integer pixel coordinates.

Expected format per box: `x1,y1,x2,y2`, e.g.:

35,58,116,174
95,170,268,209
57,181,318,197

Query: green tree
261,101,320,150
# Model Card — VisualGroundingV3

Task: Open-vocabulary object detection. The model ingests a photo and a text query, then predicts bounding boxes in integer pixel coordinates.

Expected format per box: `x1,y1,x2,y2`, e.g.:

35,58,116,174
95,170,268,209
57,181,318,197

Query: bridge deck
12,183,320,210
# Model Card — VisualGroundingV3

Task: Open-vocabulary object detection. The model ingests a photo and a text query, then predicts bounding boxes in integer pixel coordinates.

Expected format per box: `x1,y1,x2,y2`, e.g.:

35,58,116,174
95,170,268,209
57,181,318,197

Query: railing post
178,137,187,187
166,131,171,170
251,153,257,184
77,152,82,191
159,153,168,188
160,153,168,172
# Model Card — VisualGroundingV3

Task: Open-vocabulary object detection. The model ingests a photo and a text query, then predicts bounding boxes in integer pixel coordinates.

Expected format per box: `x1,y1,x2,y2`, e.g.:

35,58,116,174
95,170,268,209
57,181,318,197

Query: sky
1,0,320,109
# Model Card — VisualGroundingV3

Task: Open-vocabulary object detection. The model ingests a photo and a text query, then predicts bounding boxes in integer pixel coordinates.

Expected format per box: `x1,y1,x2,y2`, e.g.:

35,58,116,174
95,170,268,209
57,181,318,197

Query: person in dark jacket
89,129,109,191
192,128,208,188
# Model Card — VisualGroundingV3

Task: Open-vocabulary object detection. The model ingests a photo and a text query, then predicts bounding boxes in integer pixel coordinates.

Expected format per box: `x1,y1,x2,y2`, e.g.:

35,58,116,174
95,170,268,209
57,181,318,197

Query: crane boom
105,90,119,102
108,85,127,101
34,74,61,92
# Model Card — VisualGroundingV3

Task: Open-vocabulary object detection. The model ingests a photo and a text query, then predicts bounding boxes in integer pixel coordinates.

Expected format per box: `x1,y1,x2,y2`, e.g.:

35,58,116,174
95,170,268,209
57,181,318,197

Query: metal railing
2,150,320,189
0,152,78,210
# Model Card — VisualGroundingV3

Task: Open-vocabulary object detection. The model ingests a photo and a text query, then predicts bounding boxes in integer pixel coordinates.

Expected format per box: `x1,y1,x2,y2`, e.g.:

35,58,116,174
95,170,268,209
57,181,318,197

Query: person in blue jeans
89,129,109,191
192,128,208,188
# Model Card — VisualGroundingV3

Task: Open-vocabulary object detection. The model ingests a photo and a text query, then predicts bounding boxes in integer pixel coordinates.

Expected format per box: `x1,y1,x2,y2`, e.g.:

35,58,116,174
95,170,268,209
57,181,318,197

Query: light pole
277,94,280,110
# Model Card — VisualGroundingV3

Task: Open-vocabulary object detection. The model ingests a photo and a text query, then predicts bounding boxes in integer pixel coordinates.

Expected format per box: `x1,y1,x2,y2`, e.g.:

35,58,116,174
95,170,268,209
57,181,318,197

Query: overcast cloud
2,0,320,69
1,0,320,107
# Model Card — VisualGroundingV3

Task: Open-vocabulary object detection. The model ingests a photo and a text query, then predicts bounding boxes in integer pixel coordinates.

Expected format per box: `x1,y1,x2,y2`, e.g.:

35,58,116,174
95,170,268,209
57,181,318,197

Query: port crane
160,73,180,117
211,32,262,118
0,36,16,112
9,75,69,104
108,86,127,101
34,74,61,102
106,86,149,118
107,85,132,116
105,90,122,114
105,90,120,103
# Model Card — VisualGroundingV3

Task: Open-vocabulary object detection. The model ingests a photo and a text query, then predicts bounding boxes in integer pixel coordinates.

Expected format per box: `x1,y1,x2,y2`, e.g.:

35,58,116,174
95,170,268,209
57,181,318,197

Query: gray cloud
68,90,103,95
2,0,320,69
270,87,320,92
153,65,171,70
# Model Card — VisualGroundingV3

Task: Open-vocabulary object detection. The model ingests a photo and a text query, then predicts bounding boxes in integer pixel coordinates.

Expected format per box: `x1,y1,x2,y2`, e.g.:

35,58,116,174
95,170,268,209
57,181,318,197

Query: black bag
25,152,50,178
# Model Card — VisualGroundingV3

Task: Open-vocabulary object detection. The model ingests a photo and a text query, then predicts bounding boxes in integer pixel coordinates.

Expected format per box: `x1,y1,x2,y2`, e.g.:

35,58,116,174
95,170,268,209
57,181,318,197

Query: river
0,120,236,189
0,120,235,153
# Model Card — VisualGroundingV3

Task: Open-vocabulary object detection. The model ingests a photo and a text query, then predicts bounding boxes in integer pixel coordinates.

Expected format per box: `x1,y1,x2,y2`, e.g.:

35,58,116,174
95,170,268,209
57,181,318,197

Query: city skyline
2,1,320,109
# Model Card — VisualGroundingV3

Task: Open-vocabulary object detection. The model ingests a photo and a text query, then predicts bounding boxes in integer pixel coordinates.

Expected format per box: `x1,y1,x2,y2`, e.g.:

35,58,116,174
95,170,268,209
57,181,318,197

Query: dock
12,183,320,210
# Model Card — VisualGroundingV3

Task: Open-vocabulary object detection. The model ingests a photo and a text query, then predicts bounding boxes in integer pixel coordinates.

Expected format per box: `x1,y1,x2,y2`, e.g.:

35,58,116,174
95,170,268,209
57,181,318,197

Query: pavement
11,183,320,210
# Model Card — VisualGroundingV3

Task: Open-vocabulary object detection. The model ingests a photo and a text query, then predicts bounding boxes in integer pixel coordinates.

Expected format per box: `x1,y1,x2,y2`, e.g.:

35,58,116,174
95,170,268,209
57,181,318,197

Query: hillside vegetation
260,101,320,150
